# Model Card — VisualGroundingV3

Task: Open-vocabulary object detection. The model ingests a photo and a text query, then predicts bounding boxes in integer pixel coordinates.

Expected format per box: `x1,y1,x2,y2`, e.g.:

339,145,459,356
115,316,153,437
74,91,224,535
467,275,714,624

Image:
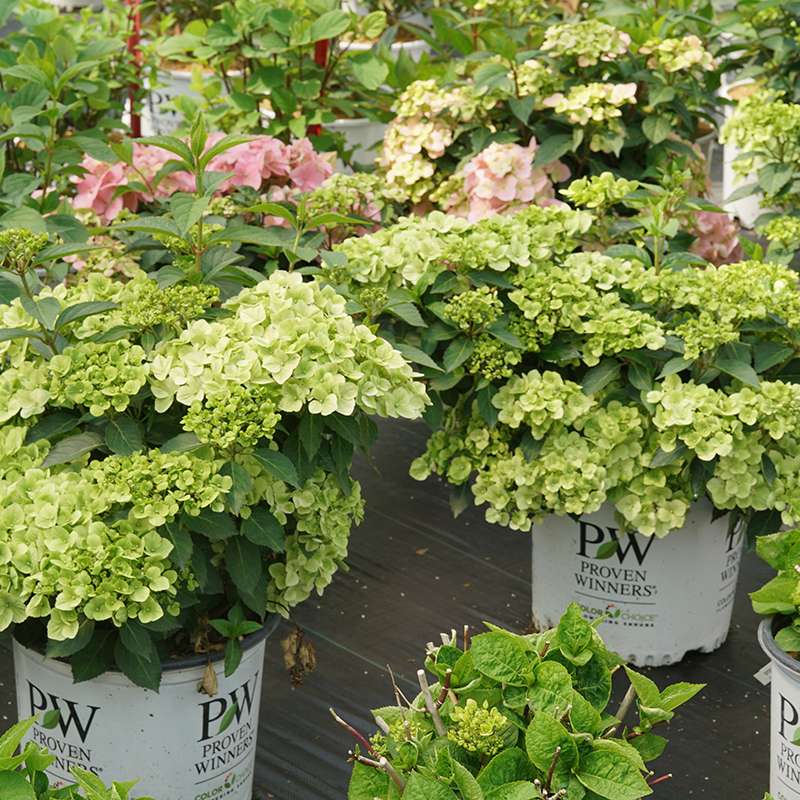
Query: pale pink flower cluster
690,211,743,266
73,136,334,223
444,139,570,222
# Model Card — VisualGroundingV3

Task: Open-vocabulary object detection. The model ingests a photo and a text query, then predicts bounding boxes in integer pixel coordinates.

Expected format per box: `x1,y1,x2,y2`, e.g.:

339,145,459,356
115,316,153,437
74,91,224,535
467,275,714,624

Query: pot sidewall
720,78,767,227
327,118,387,167
761,619,800,800
531,501,743,666
13,629,271,800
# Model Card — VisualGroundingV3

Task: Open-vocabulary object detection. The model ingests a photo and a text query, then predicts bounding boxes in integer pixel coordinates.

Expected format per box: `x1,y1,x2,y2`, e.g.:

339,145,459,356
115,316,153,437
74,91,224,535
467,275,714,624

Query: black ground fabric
0,419,772,798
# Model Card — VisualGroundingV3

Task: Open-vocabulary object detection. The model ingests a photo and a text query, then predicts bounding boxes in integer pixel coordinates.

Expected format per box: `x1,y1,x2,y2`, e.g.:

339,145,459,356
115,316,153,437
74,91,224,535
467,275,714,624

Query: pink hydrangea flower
690,211,743,266
446,138,570,222
72,158,139,223
72,135,333,220
286,138,334,191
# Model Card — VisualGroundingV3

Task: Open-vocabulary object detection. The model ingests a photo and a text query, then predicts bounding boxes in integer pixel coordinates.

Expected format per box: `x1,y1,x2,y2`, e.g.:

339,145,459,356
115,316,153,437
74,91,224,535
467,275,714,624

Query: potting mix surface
0,418,771,799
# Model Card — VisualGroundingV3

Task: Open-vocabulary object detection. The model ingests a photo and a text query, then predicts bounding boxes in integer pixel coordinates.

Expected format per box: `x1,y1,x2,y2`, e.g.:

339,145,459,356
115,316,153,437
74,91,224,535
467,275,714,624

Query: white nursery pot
531,502,743,666
327,117,387,167
143,68,239,136
760,619,800,800
13,619,277,800
721,78,766,228
44,0,102,9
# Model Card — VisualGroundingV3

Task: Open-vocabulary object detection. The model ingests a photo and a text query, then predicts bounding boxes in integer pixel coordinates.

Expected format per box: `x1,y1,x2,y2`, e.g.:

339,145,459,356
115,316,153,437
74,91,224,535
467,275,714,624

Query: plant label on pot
13,634,269,800
761,621,800,800
531,501,743,666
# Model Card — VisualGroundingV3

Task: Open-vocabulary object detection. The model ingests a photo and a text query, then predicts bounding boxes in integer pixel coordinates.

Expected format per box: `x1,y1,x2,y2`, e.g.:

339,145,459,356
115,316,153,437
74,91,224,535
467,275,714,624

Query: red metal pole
309,39,329,137
126,0,142,138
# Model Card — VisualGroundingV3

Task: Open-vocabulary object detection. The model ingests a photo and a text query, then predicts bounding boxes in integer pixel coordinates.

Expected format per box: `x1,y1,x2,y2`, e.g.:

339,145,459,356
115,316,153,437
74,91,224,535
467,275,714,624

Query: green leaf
658,681,704,711
402,773,459,800
443,337,474,372
225,537,263,595
161,432,203,453
54,300,117,330
217,701,239,735
556,602,593,665
115,622,161,691
115,216,182,238
252,447,301,487
351,53,389,90
714,345,760,387
624,666,662,708
242,507,285,552
46,620,95,659
394,343,442,371
200,134,254,169
26,411,81,443
758,163,793,196
135,135,194,166
41,432,103,467
184,509,238,541
0,327,41,343
648,443,687,468
528,660,573,716
576,746,652,800
754,341,794,373
776,626,800,653
162,521,193,569
476,748,536,791
532,134,572,167
298,412,324,458
224,638,243,677
71,629,116,683
628,732,667,762
751,574,798,615
642,115,671,144
524,712,578,783
451,757,484,800
470,631,533,687
0,772,35,800
105,416,144,455
484,783,539,800
387,301,426,327
582,360,621,395
309,9,351,41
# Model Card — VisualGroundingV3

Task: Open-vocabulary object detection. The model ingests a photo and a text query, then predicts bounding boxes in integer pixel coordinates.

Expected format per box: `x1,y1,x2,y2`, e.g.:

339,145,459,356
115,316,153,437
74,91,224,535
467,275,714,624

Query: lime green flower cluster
304,172,401,221
252,467,365,612
561,171,639,209
0,464,179,640
543,83,638,152
494,370,594,437
183,385,281,449
0,229,49,273
150,271,428,420
447,699,508,757
639,35,716,73
85,450,232,527
120,282,219,330
670,313,739,360
48,341,148,417
331,206,592,298
541,20,631,67
443,286,503,332
721,90,800,192
761,216,800,249
467,336,522,381
514,58,561,99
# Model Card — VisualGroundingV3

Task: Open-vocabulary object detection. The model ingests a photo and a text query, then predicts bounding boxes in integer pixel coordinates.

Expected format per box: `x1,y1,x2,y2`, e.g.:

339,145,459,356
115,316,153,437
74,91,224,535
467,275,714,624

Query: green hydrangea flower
447,699,509,757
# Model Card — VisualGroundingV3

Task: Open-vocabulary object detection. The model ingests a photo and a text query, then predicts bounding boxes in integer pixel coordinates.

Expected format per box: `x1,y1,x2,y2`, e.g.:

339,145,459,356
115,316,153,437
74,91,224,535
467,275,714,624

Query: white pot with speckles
531,502,743,666
13,619,277,800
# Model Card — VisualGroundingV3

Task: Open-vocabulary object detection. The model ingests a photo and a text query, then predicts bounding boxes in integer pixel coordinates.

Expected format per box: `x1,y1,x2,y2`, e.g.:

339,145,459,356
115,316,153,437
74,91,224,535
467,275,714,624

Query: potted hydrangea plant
751,529,800,800
326,196,800,666
338,603,703,799
378,14,720,213
0,222,428,799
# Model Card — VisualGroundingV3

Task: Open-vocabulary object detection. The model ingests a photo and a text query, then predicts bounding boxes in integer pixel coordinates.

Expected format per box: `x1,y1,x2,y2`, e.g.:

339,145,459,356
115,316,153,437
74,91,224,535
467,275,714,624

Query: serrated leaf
41,432,103,467
242,506,285,552
252,447,300,487
104,416,144,455
225,537,262,595
443,337,474,372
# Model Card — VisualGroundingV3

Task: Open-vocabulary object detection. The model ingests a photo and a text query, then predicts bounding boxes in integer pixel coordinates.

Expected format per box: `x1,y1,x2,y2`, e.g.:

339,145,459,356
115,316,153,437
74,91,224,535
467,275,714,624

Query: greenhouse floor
0,419,772,799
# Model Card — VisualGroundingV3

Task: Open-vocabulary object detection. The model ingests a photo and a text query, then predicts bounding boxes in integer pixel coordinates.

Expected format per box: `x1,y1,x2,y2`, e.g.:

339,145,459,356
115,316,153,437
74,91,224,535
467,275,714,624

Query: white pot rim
14,614,279,676
760,616,800,678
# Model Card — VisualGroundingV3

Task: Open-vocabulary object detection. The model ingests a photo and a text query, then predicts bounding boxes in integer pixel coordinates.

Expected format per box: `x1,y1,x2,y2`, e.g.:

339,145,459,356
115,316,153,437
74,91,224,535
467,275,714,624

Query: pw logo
199,674,259,742
577,520,655,566
780,693,800,741
28,682,99,743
